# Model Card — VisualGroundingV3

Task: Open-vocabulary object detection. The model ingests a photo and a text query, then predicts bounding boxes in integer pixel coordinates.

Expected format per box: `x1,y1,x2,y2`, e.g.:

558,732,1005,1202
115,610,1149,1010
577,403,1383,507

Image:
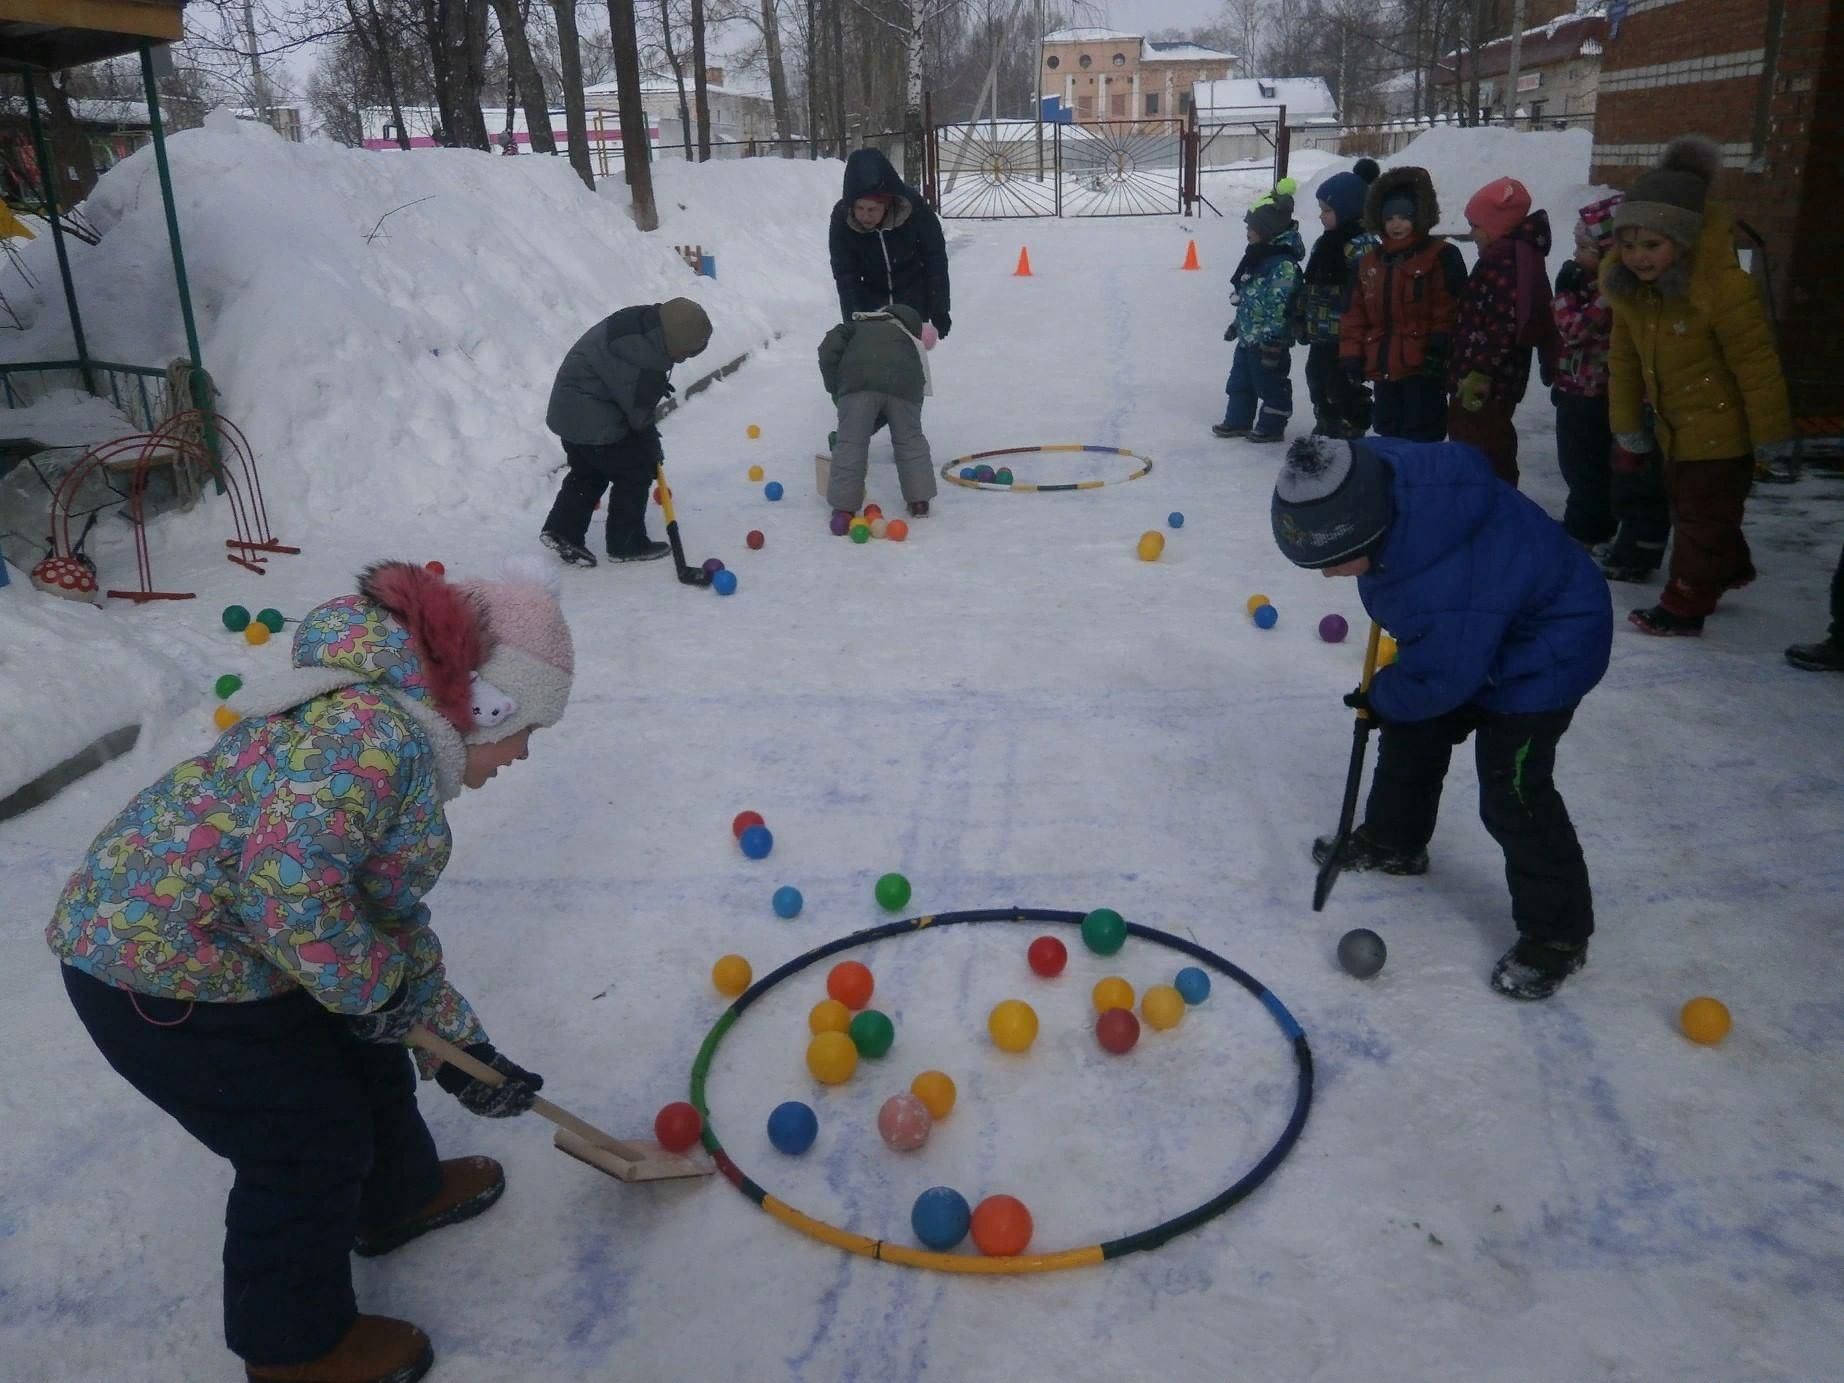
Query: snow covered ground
2,127,1842,1382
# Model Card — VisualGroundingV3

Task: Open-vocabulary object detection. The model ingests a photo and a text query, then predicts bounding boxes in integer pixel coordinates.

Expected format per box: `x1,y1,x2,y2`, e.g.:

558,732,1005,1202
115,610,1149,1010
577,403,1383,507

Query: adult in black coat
828,148,952,337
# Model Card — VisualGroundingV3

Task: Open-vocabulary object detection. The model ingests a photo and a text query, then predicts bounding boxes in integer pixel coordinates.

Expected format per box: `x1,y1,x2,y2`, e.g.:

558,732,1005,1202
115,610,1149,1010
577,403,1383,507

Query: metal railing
931,119,1186,219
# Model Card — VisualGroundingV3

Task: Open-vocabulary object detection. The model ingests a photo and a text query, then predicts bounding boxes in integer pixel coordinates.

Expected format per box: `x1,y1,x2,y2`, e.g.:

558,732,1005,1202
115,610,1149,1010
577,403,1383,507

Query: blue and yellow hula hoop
941,444,1154,492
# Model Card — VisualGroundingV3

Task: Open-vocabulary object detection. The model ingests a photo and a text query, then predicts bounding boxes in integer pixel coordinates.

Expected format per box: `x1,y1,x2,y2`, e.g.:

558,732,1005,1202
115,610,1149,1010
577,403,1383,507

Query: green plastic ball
1081,907,1127,956
257,608,285,633
848,1009,895,1058
875,872,912,911
995,467,1014,485
850,524,871,544
221,604,250,632
214,674,242,700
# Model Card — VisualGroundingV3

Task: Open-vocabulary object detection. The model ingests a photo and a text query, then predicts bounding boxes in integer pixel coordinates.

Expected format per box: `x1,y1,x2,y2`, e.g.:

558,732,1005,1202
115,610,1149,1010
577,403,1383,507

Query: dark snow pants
1360,705,1593,946
543,433,661,555
61,966,441,1366
1447,396,1520,487
1370,375,1447,443
1553,390,1617,545
1223,341,1293,438
1305,343,1370,437
1660,456,1756,618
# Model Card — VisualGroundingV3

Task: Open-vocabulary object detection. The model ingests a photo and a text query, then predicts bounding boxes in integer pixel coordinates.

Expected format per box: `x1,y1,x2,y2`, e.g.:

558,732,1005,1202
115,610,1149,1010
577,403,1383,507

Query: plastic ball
1091,976,1134,1013
243,622,271,646
829,510,852,537
870,518,888,539
877,1092,931,1150
850,524,871,544
425,560,445,575
711,953,753,997
1096,1007,1141,1054
827,960,875,1010
1168,511,1185,529
1681,996,1732,1045
747,464,765,481
959,466,977,480
256,608,285,633
863,504,884,520
653,1101,702,1153
732,810,765,839
974,465,996,483
712,569,739,595
747,423,762,439
987,999,1039,1053
910,1070,956,1119
1253,603,1279,630
213,673,242,700
212,705,240,732
772,885,803,919
911,1187,972,1250
848,1009,895,1058
739,824,773,858
1137,530,1165,562
994,467,1014,486
1378,634,1398,668
1337,928,1387,979
885,519,909,542
702,557,726,577
1142,984,1186,1031
1081,907,1127,956
1026,935,1067,978
767,1101,818,1155
874,872,912,912
970,1195,1033,1256
746,529,765,550
1174,966,1212,1004
806,1030,858,1084
1245,593,1271,616
1319,613,1349,643
221,604,250,632
764,481,784,501
652,485,664,506
808,998,851,1035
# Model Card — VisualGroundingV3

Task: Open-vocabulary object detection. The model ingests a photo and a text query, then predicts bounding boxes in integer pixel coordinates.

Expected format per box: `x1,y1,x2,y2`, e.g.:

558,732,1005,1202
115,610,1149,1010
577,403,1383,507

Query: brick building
1590,0,1844,437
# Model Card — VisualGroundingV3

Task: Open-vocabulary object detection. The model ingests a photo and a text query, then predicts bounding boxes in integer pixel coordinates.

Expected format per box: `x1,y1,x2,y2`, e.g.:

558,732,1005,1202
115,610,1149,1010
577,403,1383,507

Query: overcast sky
1083,0,1226,38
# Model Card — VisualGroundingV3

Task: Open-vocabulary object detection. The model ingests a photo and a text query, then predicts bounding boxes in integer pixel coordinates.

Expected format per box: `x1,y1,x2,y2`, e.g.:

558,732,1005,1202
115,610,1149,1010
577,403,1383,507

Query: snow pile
1384,124,1603,234
0,388,138,447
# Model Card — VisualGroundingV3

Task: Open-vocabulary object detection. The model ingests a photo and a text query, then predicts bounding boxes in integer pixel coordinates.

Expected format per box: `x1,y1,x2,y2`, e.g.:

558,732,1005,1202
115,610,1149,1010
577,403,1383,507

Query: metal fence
931,119,1185,220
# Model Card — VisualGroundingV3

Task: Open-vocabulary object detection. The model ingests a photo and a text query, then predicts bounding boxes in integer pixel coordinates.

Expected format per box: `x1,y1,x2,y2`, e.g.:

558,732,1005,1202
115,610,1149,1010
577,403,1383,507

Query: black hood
843,148,907,202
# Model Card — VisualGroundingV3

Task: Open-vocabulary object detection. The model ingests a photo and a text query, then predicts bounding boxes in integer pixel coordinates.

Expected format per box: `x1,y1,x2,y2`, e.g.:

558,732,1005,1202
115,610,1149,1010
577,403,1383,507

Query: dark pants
1830,541,1844,640
542,435,660,555
1223,341,1293,438
1660,456,1755,618
1371,376,1447,443
1305,343,1370,437
1605,450,1672,571
1362,706,1593,946
1554,391,1617,544
1447,397,1520,487
62,966,441,1366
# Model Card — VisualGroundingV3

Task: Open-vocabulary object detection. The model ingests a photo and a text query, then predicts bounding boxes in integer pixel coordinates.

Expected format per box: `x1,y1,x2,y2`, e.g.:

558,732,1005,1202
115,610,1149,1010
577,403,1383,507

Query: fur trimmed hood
1365,165,1440,238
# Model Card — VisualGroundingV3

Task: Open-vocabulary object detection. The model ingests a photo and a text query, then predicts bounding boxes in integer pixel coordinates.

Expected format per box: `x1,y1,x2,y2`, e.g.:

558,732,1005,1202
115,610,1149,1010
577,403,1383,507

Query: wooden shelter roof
0,1,185,72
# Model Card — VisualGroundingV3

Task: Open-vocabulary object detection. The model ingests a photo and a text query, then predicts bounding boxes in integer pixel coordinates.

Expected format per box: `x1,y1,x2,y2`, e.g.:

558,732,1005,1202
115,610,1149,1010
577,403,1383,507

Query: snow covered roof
582,75,766,100
0,95,149,126
1442,13,1608,79
1042,27,1141,44
1143,41,1235,63
1192,77,1338,120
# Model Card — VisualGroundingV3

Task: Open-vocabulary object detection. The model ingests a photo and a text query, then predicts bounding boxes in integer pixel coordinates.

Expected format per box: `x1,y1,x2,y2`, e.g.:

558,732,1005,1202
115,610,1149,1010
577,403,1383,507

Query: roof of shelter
0,0,185,71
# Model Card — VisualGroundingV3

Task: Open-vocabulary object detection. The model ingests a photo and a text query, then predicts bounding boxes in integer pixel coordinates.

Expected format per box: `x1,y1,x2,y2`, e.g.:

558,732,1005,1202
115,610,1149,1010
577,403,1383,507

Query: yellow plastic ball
1377,634,1398,668
1246,593,1272,616
808,998,851,1035
1092,976,1135,1014
711,953,752,998
806,1030,858,1084
1680,996,1732,1045
212,705,239,732
747,464,765,481
987,999,1039,1053
1142,984,1186,1031
746,423,762,439
1136,530,1165,562
243,621,271,646
910,1069,957,1119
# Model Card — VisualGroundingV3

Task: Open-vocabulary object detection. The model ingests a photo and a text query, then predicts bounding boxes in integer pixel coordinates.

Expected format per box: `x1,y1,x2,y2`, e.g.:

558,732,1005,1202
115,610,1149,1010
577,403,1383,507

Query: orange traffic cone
1013,246,1033,277
1181,239,1201,271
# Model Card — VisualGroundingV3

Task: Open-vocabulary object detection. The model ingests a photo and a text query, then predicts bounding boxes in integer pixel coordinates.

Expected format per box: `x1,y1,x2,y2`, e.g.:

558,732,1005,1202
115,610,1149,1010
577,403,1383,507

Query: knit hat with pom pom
1613,136,1719,247
457,557,575,744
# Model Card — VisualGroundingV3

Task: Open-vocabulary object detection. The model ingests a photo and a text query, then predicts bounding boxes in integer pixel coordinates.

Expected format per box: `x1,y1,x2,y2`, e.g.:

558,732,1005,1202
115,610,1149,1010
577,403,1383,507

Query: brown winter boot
353,1155,505,1258
245,1316,432,1383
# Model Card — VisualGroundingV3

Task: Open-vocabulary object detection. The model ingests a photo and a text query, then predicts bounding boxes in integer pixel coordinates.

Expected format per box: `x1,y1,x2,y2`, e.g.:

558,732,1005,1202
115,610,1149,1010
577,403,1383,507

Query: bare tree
657,0,696,155
759,0,795,152
551,0,596,184
488,0,558,151
418,0,492,147
606,0,659,227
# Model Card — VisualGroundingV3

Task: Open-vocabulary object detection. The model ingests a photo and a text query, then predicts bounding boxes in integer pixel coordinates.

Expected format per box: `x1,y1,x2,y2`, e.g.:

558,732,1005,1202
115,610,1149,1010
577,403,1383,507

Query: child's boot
1212,423,1249,439
907,500,930,518
1786,637,1844,672
1489,938,1587,1000
1628,604,1703,636
540,530,597,568
244,1315,433,1383
353,1156,504,1258
1310,826,1429,876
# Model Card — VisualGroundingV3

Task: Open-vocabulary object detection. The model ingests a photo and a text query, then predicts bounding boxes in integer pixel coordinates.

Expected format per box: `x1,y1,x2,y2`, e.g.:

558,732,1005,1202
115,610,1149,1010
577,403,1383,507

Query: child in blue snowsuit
1216,194,1303,443
1270,435,1613,999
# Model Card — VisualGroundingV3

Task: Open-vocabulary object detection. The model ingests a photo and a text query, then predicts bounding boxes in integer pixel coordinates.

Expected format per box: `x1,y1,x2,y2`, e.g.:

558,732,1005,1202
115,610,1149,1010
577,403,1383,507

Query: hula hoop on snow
687,906,1313,1275
940,444,1154,492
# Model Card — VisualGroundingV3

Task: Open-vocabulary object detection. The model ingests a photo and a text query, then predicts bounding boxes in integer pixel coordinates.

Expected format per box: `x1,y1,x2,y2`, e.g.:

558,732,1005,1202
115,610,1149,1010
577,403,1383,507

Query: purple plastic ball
973,464,996,483
1319,613,1349,643
829,510,851,537
702,558,726,576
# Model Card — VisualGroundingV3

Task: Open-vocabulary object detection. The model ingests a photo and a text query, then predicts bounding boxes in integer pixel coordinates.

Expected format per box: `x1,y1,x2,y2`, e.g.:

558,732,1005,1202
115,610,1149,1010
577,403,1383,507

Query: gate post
1275,105,1291,183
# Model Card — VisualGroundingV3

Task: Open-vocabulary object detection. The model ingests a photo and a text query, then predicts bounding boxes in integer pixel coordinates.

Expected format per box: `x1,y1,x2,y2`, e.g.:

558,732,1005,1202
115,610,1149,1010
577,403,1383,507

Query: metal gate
930,119,1185,219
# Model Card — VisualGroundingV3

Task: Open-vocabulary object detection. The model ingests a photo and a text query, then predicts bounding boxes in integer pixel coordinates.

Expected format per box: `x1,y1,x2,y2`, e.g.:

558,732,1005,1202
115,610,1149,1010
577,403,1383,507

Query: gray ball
1337,928,1387,979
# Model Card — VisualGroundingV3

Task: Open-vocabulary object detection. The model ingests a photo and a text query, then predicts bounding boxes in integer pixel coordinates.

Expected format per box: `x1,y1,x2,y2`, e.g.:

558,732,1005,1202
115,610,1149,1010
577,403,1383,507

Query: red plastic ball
653,1101,702,1153
1096,1007,1141,1054
731,810,765,840
424,560,445,575
970,1195,1034,1256
826,960,875,1010
746,530,765,550
652,485,664,506
1026,935,1067,978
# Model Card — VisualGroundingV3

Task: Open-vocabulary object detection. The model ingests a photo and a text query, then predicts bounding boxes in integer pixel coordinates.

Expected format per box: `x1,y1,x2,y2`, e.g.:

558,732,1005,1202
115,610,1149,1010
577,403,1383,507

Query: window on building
1047,55,1059,70
1528,100,1546,122
1110,93,1127,116
1079,53,1092,69
1145,93,1160,115
1077,96,1094,119
1179,93,1192,114
1112,52,1126,66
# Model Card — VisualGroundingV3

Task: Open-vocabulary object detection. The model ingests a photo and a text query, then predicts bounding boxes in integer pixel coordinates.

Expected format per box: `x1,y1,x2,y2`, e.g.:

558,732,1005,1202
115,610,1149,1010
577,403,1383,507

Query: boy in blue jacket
1215,194,1303,443
1271,436,1613,998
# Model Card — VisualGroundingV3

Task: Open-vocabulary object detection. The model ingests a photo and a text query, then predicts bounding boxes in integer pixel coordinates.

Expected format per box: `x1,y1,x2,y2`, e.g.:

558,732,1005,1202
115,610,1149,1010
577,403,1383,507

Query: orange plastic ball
1092,976,1135,1013
970,1195,1033,1256
910,1069,956,1119
747,464,765,482
827,960,874,1010
1680,996,1732,1045
1246,593,1272,616
711,953,752,997
885,519,909,542
987,999,1038,1052
1142,984,1186,1031
808,998,851,1035
806,1030,858,1084
212,705,239,732
1377,634,1399,668
424,560,445,575
746,424,762,439
243,622,271,646
1136,530,1165,562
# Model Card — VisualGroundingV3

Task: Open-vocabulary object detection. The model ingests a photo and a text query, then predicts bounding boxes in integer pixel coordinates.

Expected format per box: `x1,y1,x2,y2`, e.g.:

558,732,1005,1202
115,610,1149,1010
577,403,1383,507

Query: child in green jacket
819,303,936,521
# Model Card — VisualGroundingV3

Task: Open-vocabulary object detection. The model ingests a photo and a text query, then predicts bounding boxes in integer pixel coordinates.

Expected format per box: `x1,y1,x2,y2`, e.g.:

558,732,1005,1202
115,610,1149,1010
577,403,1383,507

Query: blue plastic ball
764,481,784,501
959,466,977,480
767,1101,818,1155
772,885,803,919
739,824,774,859
910,1186,972,1250
711,569,738,596
1253,602,1279,629
1174,966,1212,1004
1168,511,1185,529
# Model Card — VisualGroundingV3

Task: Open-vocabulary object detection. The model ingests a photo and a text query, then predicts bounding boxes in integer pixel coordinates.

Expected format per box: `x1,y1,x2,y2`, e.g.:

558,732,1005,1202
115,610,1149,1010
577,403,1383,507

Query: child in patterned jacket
1215,189,1304,444
1298,169,1380,438
48,558,574,1383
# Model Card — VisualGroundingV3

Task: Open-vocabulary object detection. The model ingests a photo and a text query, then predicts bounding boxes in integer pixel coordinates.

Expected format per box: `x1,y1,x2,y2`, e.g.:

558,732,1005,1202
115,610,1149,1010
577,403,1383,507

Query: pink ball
877,1092,933,1150
1319,613,1349,643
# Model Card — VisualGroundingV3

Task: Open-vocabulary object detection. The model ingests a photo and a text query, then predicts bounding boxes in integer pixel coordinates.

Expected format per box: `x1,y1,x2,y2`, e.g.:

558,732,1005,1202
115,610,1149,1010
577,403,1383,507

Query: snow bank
1376,125,1603,234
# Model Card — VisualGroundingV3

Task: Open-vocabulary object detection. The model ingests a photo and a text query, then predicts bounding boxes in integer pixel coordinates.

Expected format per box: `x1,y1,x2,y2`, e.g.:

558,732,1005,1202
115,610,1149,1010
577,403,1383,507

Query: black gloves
933,311,951,340
435,1042,546,1119
346,986,417,1045
1224,321,1238,342
1342,687,1372,715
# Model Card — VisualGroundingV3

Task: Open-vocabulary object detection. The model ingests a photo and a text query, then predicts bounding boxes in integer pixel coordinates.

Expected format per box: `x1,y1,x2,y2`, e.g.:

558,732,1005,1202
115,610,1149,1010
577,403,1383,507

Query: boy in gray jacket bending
818,304,936,521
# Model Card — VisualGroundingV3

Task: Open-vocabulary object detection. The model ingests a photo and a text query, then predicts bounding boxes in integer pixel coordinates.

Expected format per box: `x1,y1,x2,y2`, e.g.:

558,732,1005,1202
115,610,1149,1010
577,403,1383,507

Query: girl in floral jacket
48,558,574,1383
